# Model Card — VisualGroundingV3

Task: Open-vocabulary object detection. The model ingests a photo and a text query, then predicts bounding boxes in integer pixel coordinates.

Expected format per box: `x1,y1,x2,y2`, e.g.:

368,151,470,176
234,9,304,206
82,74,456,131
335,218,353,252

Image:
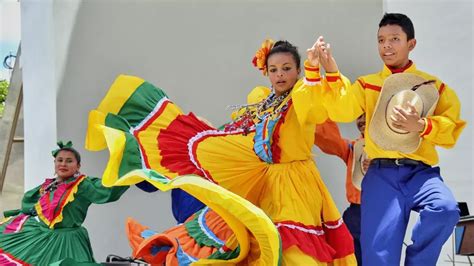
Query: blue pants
343,203,362,265
361,162,459,266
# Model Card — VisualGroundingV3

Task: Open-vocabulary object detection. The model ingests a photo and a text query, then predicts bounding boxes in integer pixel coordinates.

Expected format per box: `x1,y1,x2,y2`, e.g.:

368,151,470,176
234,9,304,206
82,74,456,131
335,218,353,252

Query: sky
0,0,21,81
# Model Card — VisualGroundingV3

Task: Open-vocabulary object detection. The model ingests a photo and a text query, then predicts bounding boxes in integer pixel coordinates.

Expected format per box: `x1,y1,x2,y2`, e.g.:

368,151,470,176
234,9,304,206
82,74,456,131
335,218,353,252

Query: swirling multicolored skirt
86,75,355,265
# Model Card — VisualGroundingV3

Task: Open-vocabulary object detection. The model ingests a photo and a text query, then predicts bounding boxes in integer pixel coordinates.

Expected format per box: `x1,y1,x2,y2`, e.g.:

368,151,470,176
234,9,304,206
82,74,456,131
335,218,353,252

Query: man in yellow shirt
308,13,466,265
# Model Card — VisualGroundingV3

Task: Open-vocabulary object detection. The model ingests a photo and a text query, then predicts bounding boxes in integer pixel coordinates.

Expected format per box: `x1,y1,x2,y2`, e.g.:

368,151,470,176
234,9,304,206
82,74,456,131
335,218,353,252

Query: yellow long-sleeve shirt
317,61,466,166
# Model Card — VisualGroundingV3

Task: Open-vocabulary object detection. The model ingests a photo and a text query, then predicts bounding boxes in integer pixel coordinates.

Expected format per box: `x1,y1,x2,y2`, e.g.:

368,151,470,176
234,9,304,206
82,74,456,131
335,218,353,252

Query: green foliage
0,80,9,116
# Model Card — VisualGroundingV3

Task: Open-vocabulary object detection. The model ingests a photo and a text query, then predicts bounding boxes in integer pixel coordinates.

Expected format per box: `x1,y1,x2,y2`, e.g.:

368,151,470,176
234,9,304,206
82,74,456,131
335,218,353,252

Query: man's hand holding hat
390,102,426,133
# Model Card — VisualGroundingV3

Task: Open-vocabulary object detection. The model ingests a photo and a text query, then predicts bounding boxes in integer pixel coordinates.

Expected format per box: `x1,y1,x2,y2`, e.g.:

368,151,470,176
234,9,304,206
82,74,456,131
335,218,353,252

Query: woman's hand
306,39,320,67
315,36,339,73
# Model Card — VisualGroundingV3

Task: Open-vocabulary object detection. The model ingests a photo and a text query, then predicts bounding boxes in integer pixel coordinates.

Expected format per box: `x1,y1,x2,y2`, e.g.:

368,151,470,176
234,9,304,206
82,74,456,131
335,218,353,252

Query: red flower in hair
252,39,274,76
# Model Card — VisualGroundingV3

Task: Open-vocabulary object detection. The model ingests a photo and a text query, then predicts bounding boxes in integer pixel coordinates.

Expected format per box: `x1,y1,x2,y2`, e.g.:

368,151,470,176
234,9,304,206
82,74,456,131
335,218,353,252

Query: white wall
21,0,386,261
21,0,58,191
383,1,473,265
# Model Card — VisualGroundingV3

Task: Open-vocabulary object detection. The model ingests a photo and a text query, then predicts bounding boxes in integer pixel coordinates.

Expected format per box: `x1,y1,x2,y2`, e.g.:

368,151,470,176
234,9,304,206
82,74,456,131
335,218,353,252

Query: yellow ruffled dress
86,73,356,265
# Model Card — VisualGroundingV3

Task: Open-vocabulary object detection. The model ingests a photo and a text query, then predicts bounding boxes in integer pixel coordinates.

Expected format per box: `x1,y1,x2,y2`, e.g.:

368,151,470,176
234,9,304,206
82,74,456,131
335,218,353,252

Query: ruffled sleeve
419,83,466,148
320,72,365,123
291,60,329,125
231,86,272,120
20,184,42,214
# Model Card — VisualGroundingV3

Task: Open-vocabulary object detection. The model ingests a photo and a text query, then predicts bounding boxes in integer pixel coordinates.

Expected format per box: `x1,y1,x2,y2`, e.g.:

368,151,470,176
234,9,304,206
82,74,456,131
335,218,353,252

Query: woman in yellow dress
86,39,356,265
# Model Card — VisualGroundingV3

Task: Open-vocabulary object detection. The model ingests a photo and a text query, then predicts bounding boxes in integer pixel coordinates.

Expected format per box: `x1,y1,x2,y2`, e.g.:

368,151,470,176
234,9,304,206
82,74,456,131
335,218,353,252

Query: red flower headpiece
252,39,275,76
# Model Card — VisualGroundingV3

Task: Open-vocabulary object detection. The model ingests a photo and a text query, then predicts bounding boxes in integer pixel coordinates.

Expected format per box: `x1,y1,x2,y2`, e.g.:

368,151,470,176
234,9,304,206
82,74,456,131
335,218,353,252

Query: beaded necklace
225,90,290,134
40,173,81,195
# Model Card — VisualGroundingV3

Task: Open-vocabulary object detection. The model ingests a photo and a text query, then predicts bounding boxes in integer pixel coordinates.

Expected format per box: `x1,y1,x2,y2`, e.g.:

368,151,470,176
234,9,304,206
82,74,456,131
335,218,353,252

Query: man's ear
408,38,417,51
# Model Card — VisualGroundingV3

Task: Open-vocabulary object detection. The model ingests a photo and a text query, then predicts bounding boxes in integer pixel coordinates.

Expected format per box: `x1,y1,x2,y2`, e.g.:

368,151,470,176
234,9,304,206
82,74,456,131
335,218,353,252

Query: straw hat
369,73,439,153
351,139,367,190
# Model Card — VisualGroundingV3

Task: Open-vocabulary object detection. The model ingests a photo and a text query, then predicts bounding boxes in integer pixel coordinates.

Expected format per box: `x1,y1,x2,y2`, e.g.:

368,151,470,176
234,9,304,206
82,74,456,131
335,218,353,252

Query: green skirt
0,215,95,265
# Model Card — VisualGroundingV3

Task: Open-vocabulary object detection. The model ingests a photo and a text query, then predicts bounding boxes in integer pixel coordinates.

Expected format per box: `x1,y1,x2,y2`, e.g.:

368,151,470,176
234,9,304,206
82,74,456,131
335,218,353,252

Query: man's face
377,24,416,69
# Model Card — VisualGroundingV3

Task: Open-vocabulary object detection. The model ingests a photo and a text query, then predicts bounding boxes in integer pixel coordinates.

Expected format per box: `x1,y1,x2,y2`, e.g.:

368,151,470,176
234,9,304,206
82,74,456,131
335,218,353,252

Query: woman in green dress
0,141,129,265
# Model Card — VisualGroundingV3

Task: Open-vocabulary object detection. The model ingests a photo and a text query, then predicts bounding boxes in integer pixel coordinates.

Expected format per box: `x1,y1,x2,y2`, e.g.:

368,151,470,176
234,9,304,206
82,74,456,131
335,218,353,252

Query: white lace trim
0,254,23,266
13,215,29,233
304,78,321,86
187,129,245,181
275,222,325,236
323,218,343,229
129,97,170,168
